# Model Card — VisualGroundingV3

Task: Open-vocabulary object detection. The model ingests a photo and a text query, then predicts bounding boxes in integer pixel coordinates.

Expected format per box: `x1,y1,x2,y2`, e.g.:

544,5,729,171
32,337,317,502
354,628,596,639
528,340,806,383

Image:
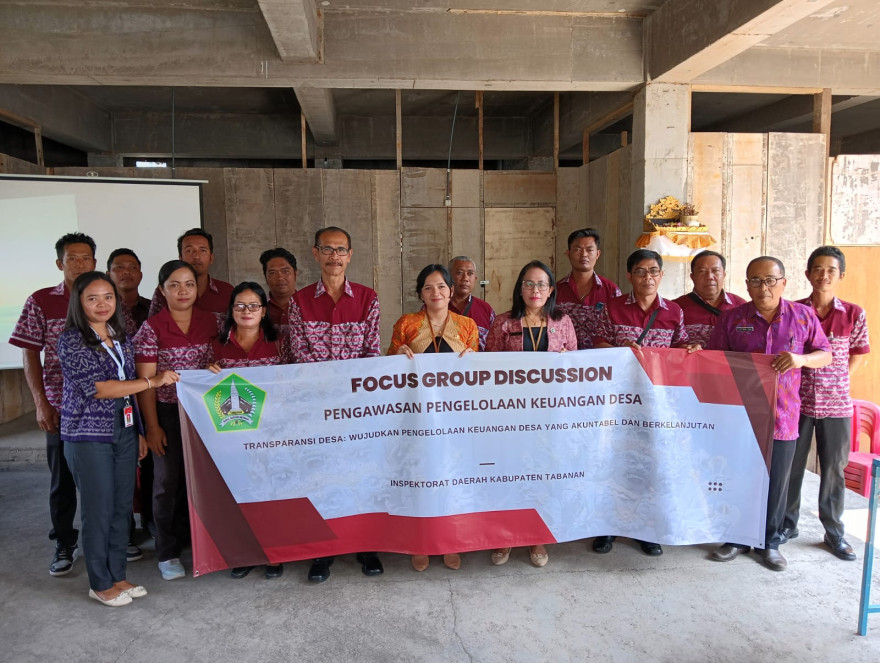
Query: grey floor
2,416,880,663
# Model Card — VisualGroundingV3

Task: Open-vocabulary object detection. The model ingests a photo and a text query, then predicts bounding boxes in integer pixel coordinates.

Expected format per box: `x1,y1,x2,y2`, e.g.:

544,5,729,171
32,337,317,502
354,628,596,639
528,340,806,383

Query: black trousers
784,415,851,541
46,431,78,547
153,402,190,562
764,439,797,550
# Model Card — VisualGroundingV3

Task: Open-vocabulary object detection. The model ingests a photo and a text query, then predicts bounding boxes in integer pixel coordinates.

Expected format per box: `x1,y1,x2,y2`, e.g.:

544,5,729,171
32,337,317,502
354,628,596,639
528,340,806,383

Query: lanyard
92,328,127,381
430,314,450,353
526,320,546,351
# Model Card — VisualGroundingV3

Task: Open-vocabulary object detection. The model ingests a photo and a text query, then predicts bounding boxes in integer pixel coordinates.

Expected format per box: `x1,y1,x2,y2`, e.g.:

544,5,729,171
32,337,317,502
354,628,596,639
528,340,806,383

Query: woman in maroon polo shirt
485,260,577,568
134,260,219,582
207,281,287,580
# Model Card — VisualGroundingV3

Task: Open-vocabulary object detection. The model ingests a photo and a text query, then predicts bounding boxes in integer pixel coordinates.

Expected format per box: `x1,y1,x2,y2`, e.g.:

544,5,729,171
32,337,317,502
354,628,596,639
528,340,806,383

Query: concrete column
630,83,690,297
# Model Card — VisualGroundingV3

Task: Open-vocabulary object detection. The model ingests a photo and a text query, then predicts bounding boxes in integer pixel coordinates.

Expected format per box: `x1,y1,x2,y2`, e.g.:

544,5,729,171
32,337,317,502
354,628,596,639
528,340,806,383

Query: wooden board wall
582,146,631,289
829,155,880,245
836,246,879,405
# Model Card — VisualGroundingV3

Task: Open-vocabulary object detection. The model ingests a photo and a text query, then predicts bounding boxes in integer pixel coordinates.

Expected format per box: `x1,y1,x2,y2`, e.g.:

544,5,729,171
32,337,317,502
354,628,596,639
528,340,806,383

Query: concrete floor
2,416,880,663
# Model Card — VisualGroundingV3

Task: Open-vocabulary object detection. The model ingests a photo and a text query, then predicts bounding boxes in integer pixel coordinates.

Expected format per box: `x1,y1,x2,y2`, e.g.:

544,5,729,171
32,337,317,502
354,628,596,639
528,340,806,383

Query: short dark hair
157,259,197,287
627,249,663,273
106,248,141,271
415,264,453,298
219,282,278,344
567,228,601,249
259,248,298,276
64,272,128,347
177,228,213,256
510,260,564,322
746,255,785,277
314,226,352,249
690,250,726,273
55,232,96,261
807,245,846,273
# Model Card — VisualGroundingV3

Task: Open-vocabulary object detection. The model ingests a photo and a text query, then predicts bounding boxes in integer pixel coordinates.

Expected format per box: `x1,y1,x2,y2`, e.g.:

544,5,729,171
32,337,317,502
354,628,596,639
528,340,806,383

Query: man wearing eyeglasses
708,256,831,571
783,246,869,562
673,250,746,347
556,228,621,350
148,228,234,323
592,249,699,557
287,226,383,583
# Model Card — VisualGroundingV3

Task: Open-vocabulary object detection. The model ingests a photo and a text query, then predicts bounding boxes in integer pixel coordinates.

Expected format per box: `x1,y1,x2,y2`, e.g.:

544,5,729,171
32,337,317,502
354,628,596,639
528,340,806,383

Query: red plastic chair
845,400,880,498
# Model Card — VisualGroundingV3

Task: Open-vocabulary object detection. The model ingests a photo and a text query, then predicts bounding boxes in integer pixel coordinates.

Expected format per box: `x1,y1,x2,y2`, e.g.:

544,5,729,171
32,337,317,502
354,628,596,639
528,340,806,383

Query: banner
176,347,777,576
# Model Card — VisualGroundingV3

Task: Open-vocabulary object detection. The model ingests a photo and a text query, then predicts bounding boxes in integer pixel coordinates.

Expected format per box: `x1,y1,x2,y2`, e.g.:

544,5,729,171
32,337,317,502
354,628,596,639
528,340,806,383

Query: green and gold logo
203,374,266,432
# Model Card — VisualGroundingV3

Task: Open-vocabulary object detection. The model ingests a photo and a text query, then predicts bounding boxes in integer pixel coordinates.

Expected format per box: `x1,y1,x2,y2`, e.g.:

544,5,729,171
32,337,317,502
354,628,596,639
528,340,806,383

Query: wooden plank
450,206,483,269
396,89,402,170
321,169,374,289
603,148,621,285
401,207,447,314
836,245,880,405
553,92,560,172
273,169,325,288
0,153,46,175
401,167,447,208
372,170,402,352
484,207,555,314
33,126,44,168
765,133,826,300
477,90,484,171
613,145,631,288
582,129,589,166
450,170,481,208
223,168,276,285
725,134,766,290
301,112,308,168
688,133,726,284
829,155,880,245
484,171,556,207
555,166,586,276
812,88,832,140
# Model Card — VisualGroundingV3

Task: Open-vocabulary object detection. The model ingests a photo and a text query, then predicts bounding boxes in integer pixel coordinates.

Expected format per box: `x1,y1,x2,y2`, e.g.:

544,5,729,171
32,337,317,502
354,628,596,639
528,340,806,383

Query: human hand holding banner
176,347,776,576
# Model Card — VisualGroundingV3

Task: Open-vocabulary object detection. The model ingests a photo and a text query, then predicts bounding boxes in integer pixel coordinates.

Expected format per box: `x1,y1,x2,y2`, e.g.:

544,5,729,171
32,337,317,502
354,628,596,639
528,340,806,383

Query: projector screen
0,174,205,369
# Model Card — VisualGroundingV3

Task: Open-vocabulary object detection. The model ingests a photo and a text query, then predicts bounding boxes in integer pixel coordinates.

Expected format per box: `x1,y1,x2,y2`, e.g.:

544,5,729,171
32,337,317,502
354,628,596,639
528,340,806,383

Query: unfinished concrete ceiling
0,0,879,164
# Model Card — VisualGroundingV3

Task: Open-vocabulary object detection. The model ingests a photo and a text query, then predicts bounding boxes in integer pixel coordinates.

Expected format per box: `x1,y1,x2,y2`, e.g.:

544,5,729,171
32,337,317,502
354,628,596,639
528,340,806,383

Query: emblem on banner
203,374,266,432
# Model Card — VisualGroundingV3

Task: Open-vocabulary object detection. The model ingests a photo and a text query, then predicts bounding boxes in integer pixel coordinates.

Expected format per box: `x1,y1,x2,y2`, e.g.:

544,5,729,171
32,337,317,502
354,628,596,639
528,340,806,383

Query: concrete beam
109,111,530,161
703,94,876,133
257,0,319,62
695,48,880,95
295,88,337,145
0,85,111,152
648,0,839,83
0,6,644,91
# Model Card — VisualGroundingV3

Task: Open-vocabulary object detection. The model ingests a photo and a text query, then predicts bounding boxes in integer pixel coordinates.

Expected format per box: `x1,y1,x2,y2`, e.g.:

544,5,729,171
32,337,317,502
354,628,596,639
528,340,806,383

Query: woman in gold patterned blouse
387,264,478,572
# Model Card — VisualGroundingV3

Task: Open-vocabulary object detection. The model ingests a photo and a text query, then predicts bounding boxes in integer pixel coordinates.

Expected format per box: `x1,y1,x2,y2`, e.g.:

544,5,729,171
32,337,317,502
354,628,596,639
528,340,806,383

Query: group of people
9,223,869,607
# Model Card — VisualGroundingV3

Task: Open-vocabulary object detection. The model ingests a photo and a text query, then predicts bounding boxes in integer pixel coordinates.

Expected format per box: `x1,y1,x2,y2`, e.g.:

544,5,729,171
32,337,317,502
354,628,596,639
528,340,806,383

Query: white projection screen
0,174,205,369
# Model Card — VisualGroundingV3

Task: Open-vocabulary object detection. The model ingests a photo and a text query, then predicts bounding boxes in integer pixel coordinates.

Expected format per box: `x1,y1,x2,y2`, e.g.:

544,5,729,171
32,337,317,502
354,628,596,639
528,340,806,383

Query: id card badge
123,400,134,428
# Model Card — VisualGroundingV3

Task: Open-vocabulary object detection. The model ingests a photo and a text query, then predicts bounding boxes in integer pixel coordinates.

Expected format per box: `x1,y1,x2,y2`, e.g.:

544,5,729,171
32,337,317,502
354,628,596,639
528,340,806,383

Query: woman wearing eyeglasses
134,260,219,582
387,264,479,572
485,260,577,568
206,281,288,580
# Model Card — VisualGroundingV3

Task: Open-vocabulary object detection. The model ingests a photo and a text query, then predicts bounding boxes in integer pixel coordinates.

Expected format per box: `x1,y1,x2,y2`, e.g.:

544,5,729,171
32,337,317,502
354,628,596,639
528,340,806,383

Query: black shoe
49,543,79,577
126,542,143,562
592,536,615,554
265,564,284,579
356,552,384,576
756,548,787,571
781,526,799,543
230,566,254,579
824,535,856,561
308,558,333,583
711,544,749,562
639,541,663,556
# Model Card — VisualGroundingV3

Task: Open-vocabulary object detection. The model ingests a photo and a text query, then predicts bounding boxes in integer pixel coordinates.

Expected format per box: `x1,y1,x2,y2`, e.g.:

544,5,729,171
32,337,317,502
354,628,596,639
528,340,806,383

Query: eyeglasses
232,303,264,312
746,276,783,288
315,245,351,256
631,268,661,278
521,281,551,291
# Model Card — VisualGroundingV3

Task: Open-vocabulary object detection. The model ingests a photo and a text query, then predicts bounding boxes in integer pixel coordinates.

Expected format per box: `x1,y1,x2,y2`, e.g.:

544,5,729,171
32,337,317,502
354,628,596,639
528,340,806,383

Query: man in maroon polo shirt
288,226,383,582
592,249,700,557
556,228,621,350
708,256,831,571
673,250,746,348
9,232,97,576
784,246,870,561
259,247,298,334
148,228,233,321
448,256,495,351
